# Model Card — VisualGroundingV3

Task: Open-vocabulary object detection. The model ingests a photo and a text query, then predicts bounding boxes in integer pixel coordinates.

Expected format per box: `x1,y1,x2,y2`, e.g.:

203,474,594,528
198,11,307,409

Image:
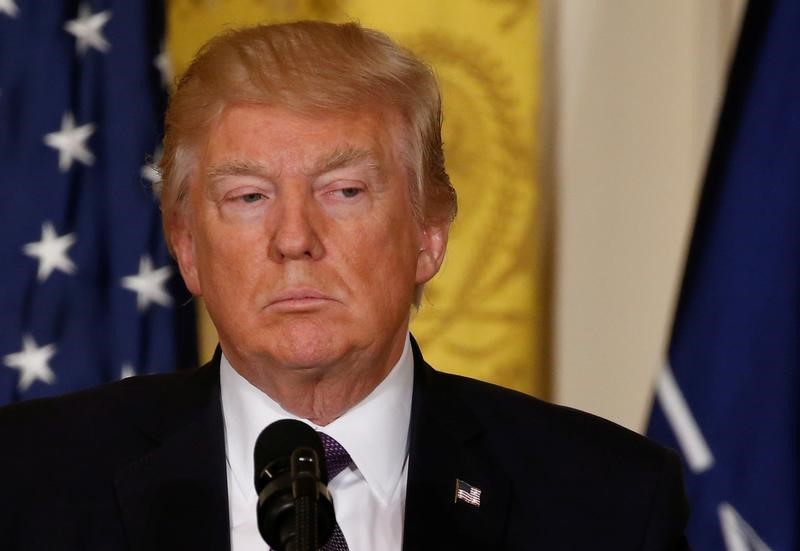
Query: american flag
454,478,481,507
0,1,196,405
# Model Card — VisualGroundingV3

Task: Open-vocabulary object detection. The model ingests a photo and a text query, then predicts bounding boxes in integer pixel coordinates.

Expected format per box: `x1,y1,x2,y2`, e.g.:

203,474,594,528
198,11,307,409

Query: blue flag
0,1,196,404
647,0,800,549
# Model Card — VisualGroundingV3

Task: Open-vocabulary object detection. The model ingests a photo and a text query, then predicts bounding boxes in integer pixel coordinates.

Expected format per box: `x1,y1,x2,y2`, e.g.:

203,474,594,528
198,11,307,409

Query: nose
267,190,325,262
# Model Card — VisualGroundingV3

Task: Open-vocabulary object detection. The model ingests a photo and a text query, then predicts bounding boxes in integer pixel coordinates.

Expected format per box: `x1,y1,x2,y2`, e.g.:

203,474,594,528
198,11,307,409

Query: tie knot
317,432,352,481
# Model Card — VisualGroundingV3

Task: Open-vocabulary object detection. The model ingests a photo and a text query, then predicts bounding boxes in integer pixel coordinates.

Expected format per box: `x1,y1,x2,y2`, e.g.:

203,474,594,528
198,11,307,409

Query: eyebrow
204,146,385,189
309,147,384,177
206,159,273,181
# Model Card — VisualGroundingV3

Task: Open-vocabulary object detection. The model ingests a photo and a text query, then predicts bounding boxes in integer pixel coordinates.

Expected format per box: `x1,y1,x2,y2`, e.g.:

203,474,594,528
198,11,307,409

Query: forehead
202,103,406,173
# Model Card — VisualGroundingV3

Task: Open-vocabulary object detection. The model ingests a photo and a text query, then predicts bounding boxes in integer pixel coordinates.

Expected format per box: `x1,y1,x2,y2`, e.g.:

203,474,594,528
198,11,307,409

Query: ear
415,220,450,285
169,208,202,296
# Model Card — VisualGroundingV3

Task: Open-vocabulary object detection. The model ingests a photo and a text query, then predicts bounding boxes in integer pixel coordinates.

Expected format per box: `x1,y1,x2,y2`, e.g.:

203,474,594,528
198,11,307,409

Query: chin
258,322,354,370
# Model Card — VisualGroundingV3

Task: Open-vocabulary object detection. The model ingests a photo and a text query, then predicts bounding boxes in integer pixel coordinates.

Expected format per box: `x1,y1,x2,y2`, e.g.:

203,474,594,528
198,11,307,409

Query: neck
223,334,406,426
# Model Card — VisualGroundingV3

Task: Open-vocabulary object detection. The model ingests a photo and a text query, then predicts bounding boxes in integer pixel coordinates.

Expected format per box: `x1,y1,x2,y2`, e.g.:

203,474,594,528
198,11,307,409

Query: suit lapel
403,339,511,550
114,353,231,551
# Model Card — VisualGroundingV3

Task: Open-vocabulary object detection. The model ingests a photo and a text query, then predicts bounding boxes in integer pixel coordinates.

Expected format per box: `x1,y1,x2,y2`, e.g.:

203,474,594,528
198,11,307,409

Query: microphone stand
290,448,322,551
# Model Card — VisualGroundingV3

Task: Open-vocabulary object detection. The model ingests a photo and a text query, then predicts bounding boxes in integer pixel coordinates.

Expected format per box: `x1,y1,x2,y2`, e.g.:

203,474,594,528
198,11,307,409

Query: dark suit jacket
0,341,690,550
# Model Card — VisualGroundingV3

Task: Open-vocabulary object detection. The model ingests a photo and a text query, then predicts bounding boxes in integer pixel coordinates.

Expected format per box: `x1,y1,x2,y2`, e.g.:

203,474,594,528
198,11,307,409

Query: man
0,21,689,550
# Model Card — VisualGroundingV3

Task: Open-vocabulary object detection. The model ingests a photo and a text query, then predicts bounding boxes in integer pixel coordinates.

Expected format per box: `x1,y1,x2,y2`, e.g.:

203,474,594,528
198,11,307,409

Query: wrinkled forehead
195,102,415,182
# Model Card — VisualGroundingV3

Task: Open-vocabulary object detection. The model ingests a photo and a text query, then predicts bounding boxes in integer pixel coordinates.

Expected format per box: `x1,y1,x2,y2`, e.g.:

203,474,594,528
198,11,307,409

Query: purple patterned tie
317,432,352,551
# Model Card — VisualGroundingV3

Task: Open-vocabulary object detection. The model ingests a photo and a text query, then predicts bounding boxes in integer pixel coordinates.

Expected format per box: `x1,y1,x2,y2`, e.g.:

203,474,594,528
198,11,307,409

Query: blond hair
158,20,456,241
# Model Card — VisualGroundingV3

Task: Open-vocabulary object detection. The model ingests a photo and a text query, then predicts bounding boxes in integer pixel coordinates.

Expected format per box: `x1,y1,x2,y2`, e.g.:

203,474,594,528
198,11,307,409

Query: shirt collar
220,335,414,506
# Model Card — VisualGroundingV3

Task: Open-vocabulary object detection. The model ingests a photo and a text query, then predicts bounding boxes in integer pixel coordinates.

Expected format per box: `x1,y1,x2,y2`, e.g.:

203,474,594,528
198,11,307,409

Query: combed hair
158,20,456,242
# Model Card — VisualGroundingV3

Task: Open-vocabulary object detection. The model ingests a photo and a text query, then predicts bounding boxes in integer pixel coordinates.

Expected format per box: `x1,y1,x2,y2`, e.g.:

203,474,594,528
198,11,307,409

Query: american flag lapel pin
454,478,482,507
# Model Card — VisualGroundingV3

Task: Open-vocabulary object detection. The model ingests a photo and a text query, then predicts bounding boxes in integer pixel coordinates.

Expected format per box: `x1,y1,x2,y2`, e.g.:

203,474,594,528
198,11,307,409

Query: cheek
195,224,263,293
341,220,418,295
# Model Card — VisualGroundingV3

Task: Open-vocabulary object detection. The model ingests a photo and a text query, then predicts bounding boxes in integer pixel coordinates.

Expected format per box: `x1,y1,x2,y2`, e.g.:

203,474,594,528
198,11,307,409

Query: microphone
254,420,336,551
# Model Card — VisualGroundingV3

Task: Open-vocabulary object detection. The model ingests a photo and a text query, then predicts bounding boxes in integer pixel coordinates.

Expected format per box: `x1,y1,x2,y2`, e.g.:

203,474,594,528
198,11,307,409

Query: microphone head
253,419,336,550
254,419,328,491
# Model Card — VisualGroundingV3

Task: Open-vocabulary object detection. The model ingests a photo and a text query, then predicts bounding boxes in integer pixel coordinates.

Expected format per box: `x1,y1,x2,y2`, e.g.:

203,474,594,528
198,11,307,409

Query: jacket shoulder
0,369,192,432
429,370,689,547
437,369,671,466
0,363,218,474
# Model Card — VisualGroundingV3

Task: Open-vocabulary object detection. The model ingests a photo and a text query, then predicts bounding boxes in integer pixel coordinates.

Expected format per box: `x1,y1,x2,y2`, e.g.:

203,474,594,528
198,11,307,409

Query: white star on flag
154,42,173,89
43,112,96,172
120,363,136,380
23,222,77,282
3,335,57,392
121,255,173,311
140,162,159,185
0,0,19,18
140,147,162,186
64,3,112,55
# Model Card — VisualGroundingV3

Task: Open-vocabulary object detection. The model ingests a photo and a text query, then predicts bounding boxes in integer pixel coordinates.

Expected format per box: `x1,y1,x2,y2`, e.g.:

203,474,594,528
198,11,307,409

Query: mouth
266,288,336,310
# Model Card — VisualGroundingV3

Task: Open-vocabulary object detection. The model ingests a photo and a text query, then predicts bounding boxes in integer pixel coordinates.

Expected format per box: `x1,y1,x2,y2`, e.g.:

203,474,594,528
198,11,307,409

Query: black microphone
254,420,336,551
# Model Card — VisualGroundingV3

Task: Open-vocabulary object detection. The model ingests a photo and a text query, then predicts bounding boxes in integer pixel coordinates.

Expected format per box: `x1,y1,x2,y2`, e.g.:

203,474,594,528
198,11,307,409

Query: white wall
543,0,745,431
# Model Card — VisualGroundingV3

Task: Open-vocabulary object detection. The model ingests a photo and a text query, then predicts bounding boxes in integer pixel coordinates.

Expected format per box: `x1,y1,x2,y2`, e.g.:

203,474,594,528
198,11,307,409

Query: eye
337,187,361,198
240,192,265,203
317,179,367,208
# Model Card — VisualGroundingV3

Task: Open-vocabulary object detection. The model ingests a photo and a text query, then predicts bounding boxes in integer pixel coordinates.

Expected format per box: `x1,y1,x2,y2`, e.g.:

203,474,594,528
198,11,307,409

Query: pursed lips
266,287,337,309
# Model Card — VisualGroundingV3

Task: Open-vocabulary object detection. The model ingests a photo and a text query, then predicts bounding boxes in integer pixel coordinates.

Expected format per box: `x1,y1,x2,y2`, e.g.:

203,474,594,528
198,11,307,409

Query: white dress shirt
220,336,414,551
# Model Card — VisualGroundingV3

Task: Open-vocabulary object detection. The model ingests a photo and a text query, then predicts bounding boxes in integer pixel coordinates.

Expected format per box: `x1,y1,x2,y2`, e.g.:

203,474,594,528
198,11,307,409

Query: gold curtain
168,0,543,397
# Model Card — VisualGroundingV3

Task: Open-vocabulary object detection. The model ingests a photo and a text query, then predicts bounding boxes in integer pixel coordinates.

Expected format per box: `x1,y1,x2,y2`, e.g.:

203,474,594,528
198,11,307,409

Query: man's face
172,104,447,378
